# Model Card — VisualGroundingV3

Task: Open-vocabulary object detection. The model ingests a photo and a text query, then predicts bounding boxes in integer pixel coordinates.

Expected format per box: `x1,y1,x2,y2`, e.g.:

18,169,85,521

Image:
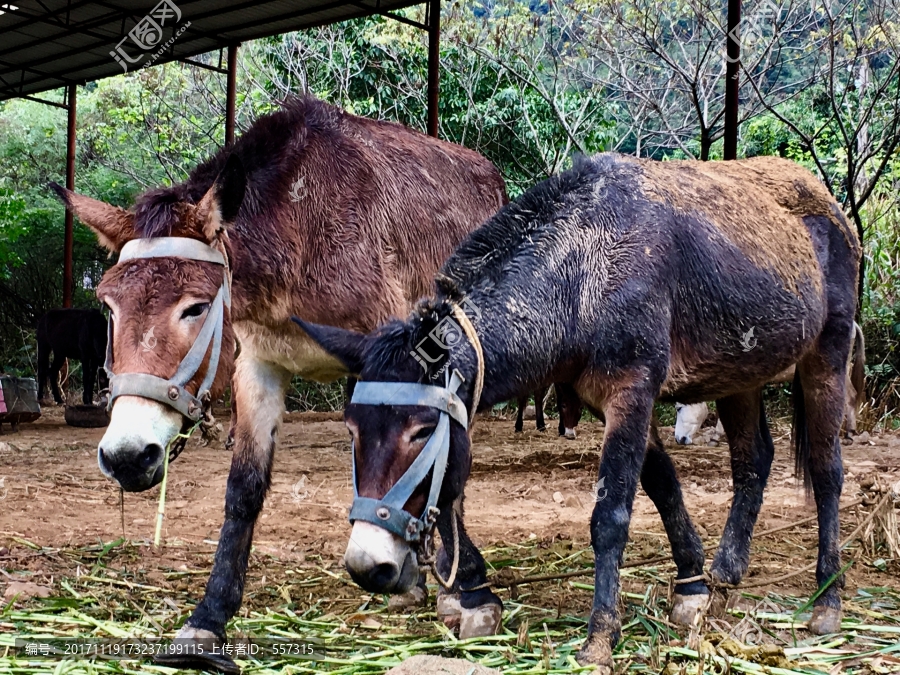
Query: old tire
64,404,110,428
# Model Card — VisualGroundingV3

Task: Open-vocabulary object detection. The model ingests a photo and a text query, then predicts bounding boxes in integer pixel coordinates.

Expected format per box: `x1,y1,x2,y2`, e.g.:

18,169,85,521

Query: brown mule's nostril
139,443,163,471
98,446,113,474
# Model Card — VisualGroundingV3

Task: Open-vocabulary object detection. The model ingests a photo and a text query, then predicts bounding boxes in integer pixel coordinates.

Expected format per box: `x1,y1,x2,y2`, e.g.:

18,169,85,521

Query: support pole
723,0,741,160
225,43,239,146
63,84,76,308
426,0,440,137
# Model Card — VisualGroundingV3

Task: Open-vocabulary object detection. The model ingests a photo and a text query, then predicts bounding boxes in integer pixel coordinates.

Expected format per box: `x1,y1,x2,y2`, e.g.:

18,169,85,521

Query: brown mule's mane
132,96,337,238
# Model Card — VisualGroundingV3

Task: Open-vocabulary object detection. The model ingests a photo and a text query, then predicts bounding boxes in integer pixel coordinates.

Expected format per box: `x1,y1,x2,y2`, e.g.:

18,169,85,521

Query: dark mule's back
37,308,108,405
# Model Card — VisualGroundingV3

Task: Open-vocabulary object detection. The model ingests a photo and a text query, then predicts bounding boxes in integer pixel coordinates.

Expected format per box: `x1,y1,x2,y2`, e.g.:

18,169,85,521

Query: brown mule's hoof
387,584,428,610
670,593,709,627
575,631,613,669
459,602,503,639
809,606,842,634
436,592,462,630
152,626,240,675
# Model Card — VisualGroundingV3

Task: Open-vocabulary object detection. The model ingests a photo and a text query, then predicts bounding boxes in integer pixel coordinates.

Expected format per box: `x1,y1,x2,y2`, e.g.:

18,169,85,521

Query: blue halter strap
348,369,469,543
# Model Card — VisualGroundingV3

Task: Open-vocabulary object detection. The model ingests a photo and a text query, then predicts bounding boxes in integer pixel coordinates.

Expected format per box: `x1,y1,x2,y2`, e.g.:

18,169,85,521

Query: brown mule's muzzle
98,237,232,491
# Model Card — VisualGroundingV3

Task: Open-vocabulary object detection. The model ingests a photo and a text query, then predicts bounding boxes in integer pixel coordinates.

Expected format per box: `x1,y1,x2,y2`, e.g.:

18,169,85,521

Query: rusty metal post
724,0,741,160
63,84,76,308
426,0,440,137
225,43,239,146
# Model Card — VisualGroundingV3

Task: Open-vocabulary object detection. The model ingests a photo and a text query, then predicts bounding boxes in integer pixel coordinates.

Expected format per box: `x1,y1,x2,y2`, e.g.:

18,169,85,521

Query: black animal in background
37,309,108,405
515,383,583,438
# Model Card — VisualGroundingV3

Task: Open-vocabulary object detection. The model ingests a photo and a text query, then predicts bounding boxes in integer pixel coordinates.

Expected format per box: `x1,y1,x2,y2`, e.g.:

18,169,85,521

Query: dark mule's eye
411,426,436,443
181,302,210,319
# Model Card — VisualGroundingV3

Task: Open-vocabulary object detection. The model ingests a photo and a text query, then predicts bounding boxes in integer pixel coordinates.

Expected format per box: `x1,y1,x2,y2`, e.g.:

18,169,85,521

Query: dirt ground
1,404,898,611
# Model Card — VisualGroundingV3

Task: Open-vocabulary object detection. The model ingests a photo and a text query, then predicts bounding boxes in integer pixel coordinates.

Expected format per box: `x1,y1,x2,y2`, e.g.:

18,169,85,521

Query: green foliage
1,2,899,417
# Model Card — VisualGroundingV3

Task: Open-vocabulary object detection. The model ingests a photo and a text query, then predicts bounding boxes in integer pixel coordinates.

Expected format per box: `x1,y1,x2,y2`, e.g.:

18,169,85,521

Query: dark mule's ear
49,183,136,253
292,318,366,375
196,153,246,242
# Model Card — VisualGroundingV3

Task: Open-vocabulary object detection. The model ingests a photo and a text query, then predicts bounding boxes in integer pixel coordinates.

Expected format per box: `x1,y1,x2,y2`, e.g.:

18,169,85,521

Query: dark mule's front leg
710,388,774,585
577,372,662,668
433,498,503,638
160,357,290,673
641,425,708,624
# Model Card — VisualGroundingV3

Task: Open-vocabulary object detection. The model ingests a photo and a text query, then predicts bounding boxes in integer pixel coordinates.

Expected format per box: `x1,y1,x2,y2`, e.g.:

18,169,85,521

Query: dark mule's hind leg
797,335,853,634
709,388,774,586
641,425,708,624
433,499,503,638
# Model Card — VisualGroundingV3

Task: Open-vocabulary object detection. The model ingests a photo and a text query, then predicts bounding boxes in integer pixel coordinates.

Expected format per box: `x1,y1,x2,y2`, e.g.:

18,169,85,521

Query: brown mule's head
51,155,245,491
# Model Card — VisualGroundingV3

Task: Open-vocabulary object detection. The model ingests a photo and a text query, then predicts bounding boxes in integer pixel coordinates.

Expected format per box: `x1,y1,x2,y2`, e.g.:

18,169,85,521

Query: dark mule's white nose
344,522,419,594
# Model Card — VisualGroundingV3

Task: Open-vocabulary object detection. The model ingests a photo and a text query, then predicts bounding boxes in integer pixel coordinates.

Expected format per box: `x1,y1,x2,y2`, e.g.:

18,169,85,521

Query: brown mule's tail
792,367,812,492
851,322,866,412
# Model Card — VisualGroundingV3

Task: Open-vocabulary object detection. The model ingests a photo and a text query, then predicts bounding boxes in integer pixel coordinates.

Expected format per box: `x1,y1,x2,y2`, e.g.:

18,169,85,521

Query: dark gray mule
296,153,860,668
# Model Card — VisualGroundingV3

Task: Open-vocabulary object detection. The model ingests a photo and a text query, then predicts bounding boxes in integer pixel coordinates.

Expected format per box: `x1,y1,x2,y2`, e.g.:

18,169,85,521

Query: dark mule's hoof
459,601,502,639
436,591,462,630
64,404,110,428
808,605,842,634
670,593,709,627
152,627,240,675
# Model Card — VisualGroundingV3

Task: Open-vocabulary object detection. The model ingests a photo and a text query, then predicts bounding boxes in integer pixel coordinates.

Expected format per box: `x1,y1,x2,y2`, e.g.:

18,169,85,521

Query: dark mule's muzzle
343,370,469,592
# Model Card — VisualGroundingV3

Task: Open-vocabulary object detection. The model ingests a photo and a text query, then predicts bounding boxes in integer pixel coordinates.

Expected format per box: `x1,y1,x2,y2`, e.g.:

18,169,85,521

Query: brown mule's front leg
158,355,290,674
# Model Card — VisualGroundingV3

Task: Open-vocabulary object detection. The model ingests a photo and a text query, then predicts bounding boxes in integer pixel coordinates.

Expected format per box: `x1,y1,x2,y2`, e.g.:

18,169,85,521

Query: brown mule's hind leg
710,388,774,586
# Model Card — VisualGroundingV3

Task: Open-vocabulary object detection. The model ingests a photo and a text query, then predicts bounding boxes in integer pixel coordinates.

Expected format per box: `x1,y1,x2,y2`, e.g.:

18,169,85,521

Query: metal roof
0,0,425,102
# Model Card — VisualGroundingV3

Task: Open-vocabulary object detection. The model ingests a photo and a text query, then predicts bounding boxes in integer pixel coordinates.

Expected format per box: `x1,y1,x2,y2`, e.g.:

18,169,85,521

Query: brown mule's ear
49,183,136,252
196,154,246,242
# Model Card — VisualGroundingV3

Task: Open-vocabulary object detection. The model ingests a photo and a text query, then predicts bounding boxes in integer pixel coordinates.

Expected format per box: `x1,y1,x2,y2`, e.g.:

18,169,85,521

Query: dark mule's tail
851,322,866,412
792,367,812,492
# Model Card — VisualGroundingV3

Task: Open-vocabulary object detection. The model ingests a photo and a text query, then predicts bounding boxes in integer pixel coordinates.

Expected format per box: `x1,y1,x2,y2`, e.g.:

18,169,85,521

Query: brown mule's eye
181,302,210,319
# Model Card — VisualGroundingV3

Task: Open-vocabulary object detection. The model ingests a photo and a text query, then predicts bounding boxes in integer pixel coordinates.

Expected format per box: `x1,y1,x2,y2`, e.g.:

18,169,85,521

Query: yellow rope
450,302,484,427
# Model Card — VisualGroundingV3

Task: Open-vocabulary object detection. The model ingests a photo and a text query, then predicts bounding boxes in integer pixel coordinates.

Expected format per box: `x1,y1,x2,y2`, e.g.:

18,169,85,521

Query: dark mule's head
294,299,478,594
50,156,245,491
